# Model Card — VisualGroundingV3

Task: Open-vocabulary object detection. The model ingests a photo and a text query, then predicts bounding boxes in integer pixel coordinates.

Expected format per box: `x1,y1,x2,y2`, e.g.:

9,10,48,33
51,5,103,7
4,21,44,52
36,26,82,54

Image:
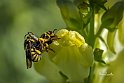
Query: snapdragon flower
34,29,93,83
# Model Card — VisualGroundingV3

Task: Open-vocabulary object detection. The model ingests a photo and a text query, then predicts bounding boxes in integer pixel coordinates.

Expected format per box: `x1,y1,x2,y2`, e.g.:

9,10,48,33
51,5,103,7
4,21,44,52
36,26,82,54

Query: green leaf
94,48,106,64
107,31,116,54
101,1,124,31
118,17,124,46
56,0,82,30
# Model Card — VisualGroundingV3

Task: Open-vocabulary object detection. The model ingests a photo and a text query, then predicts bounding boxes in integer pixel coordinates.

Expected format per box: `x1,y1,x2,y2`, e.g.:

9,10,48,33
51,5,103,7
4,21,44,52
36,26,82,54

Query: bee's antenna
53,29,57,33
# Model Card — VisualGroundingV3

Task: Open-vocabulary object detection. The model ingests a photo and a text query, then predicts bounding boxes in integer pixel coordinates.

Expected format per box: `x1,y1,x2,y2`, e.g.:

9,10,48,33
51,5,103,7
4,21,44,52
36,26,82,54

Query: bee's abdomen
31,48,41,62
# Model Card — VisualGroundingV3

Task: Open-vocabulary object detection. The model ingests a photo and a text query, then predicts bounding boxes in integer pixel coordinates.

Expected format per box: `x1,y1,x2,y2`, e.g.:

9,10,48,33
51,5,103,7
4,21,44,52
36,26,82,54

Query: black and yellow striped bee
24,32,42,69
40,29,60,47
24,29,60,69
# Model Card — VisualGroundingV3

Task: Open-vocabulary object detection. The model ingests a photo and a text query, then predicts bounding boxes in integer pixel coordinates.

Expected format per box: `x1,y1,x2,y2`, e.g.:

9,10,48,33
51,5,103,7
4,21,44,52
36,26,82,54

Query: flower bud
101,1,124,31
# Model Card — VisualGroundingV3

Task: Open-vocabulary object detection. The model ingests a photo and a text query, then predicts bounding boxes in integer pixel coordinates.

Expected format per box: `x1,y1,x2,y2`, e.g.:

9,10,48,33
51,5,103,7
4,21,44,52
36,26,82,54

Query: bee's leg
43,43,55,53
48,47,55,53
45,46,55,53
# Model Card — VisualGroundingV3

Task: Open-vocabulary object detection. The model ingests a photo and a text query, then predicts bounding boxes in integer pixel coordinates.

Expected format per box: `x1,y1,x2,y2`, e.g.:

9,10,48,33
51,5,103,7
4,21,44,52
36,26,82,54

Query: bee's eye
41,34,45,38
26,36,30,39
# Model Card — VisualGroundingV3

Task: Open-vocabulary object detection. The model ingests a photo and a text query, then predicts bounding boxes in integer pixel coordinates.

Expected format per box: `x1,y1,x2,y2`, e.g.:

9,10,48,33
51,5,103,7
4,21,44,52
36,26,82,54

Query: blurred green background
0,0,65,83
0,0,123,83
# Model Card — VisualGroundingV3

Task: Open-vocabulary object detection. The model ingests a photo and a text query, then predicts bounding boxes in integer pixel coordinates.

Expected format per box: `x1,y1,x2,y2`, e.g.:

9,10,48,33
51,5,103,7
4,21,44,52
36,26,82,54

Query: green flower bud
101,1,124,31
56,0,82,30
34,29,94,83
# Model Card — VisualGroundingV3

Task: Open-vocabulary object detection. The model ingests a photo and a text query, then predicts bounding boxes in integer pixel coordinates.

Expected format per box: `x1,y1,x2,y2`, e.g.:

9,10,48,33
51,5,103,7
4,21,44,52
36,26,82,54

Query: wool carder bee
24,32,42,69
24,29,60,69
40,29,60,50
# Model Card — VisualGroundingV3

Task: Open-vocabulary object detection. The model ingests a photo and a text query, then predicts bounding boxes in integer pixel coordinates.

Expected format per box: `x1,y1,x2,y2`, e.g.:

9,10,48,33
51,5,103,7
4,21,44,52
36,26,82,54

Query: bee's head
24,32,38,41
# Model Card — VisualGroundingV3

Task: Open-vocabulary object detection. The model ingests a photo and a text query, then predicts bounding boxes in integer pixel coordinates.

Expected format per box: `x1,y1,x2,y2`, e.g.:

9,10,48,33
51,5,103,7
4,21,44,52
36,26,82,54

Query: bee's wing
24,40,33,69
26,49,32,69
24,40,27,50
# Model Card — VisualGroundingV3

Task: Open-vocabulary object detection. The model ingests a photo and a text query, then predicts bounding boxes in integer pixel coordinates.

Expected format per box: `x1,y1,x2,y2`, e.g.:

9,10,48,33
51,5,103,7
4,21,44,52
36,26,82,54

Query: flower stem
88,4,95,48
87,63,96,83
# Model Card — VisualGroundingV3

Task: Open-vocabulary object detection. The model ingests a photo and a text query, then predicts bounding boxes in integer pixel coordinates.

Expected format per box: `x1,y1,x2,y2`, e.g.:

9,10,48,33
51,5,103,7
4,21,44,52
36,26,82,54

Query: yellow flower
34,29,93,83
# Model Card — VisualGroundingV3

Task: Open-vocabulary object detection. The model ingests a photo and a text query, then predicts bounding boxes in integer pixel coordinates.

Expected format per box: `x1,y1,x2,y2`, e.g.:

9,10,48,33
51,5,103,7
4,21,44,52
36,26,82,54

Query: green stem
86,3,95,83
87,63,96,83
88,6,95,48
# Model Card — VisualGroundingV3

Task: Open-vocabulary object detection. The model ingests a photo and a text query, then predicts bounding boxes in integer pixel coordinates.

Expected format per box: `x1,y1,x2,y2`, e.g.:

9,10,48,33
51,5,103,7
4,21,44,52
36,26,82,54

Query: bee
24,32,42,69
24,29,60,69
40,29,60,45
